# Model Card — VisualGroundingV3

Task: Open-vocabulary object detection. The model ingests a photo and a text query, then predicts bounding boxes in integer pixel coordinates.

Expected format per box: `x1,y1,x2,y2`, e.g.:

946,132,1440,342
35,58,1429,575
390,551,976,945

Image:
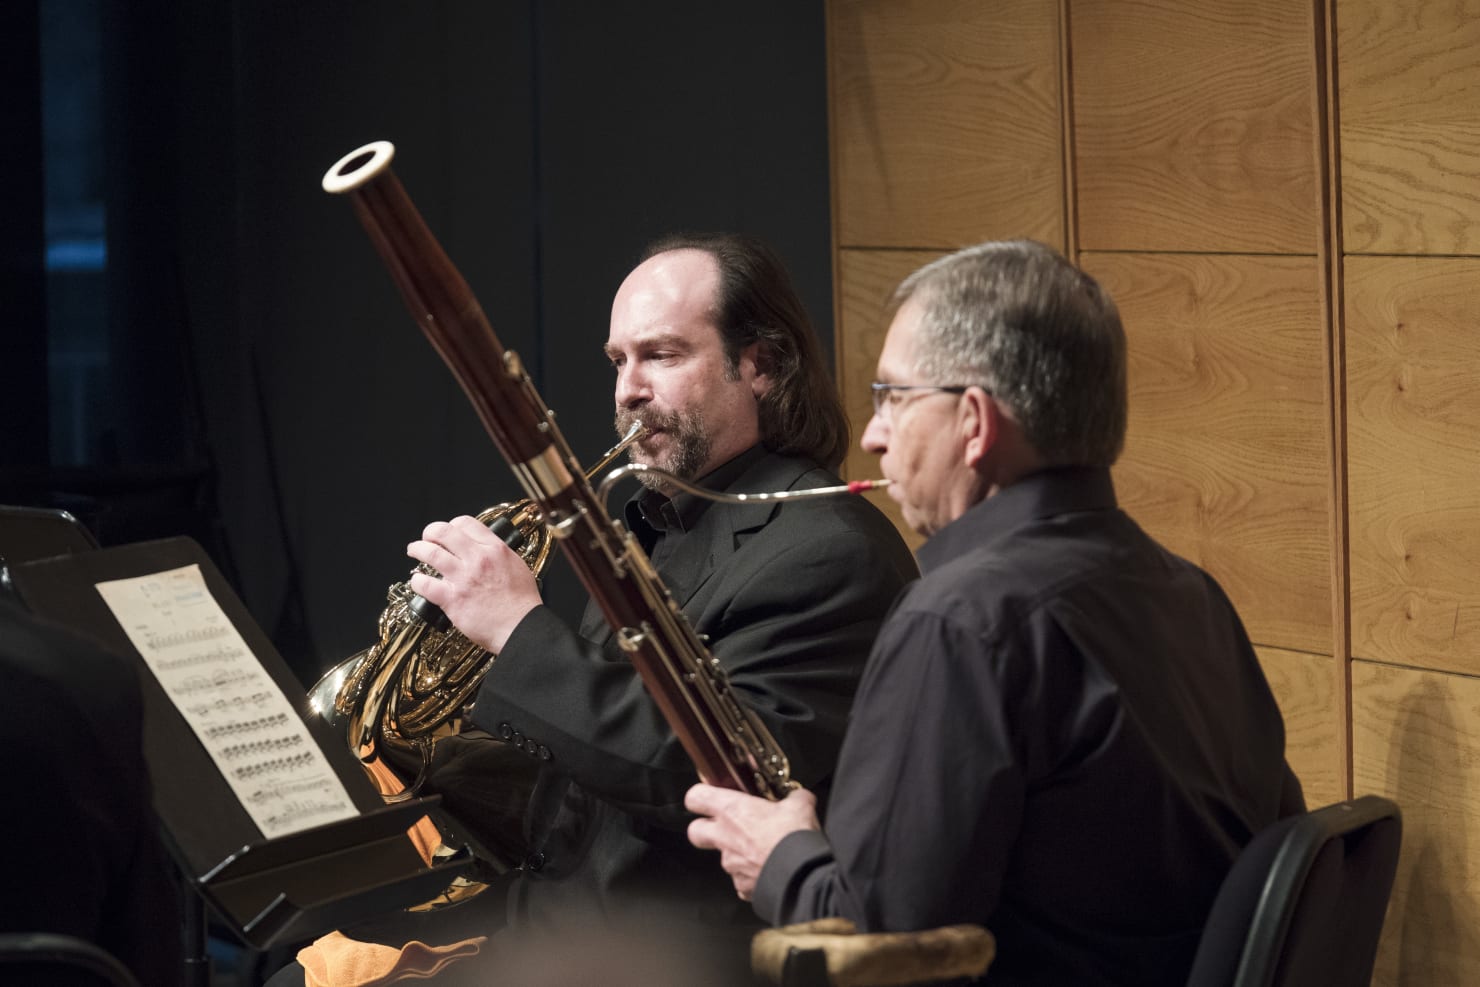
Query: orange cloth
298,930,486,987
361,757,442,865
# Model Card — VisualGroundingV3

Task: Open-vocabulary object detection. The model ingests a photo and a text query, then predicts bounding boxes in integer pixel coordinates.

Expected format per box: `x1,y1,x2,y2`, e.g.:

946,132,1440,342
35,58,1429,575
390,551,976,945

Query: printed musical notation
95,564,356,838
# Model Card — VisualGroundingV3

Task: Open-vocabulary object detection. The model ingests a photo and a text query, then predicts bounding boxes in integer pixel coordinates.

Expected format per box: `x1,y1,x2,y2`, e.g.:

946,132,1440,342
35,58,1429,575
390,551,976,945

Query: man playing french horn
275,232,916,984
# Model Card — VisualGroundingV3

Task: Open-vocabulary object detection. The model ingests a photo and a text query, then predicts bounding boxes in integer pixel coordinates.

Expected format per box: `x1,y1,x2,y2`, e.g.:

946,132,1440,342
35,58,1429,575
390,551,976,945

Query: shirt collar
915,465,1119,574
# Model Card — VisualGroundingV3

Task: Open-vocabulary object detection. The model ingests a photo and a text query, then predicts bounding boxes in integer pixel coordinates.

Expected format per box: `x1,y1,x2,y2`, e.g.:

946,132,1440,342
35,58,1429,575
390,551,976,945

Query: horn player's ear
744,342,773,398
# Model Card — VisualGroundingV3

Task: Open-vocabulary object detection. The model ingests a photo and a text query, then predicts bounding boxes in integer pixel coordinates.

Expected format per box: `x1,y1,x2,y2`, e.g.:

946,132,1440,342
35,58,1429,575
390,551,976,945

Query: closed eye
606,332,691,370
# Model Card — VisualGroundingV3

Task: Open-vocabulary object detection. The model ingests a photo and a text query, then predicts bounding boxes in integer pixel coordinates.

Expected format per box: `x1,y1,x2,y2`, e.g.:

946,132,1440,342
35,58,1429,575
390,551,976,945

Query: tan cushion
752,918,995,986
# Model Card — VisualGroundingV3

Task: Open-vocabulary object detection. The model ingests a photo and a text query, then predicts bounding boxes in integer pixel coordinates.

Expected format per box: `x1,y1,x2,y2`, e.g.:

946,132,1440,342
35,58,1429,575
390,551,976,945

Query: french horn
306,419,647,798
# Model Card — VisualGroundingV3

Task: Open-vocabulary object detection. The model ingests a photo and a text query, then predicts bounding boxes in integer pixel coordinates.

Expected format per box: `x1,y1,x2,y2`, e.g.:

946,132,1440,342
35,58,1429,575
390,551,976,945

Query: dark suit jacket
467,446,917,959
0,599,182,987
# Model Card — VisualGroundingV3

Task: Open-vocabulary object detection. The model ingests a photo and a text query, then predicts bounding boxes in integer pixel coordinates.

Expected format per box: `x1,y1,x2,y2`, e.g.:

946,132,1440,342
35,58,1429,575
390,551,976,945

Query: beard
614,406,712,491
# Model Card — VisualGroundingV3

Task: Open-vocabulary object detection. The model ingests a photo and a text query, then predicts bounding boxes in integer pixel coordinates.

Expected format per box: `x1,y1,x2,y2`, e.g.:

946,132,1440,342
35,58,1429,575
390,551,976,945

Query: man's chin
630,444,667,472
892,493,931,538
629,449,679,485
633,461,680,492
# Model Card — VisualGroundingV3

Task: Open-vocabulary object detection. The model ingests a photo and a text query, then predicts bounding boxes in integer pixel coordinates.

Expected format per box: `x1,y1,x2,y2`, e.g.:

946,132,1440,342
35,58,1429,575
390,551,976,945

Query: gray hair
893,240,1127,467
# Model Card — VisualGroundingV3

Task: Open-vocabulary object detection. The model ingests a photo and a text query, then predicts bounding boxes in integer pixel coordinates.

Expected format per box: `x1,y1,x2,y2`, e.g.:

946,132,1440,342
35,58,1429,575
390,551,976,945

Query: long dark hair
641,233,850,470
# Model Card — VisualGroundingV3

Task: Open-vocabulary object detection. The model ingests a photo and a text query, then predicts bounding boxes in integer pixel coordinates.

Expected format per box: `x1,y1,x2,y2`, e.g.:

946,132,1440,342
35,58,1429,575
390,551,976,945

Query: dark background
2,1,833,686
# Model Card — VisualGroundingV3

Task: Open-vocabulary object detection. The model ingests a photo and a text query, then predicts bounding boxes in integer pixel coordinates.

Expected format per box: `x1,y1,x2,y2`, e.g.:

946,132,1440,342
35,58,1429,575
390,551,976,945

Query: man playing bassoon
688,240,1306,987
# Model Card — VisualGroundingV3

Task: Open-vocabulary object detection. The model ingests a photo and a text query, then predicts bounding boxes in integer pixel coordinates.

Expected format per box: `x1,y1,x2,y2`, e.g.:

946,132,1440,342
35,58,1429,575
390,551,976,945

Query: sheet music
95,564,357,838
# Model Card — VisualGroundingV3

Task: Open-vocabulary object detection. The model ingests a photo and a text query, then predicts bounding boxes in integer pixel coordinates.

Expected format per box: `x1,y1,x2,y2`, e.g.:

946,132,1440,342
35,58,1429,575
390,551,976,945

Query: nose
614,361,651,409
860,410,889,454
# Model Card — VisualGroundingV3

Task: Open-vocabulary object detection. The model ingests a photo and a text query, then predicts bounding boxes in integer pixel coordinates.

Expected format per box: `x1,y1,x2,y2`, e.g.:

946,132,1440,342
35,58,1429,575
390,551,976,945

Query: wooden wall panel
1337,0,1480,255
1347,256,1480,675
826,2,1480,981
1353,660,1480,986
1084,252,1331,654
1257,646,1345,808
829,0,1063,249
1070,0,1317,253
835,247,942,549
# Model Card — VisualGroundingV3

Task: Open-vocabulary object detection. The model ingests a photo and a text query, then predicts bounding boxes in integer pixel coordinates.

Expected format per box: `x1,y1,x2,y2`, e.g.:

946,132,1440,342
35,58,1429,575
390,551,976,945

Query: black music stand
7,536,472,984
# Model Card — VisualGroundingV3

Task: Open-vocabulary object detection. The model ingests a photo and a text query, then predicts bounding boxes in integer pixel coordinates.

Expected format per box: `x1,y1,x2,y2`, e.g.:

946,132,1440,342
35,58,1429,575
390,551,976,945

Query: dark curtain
6,0,831,686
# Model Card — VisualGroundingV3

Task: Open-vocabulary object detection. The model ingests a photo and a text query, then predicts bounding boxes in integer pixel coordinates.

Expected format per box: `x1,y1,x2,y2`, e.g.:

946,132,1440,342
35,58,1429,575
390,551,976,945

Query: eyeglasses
869,382,972,420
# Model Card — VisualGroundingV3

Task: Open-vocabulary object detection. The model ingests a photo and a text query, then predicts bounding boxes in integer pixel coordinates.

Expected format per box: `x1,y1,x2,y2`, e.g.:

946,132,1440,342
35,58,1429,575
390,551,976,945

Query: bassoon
322,141,794,798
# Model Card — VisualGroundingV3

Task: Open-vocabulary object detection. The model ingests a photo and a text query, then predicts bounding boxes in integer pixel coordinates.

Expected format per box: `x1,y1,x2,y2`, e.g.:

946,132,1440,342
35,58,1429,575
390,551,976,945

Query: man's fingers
415,516,485,558
687,816,720,851
783,786,818,816
420,519,455,543
406,570,445,606
684,783,717,814
407,538,454,573
448,514,500,545
685,782,744,817
409,515,517,574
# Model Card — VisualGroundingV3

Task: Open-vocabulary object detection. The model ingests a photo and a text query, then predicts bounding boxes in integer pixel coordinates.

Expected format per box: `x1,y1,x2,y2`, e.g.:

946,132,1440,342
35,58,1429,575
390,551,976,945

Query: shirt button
525,851,546,872
537,744,551,761
497,722,513,740
512,731,525,747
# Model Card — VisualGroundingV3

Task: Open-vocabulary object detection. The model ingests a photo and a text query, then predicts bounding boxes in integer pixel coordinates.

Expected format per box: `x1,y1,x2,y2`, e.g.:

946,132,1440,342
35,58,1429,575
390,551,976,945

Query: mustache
616,407,682,435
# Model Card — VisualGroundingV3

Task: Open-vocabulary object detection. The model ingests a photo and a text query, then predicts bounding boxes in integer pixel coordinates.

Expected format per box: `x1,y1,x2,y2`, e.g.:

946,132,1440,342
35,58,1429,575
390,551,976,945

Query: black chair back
0,505,99,601
0,933,143,987
1187,794,1402,987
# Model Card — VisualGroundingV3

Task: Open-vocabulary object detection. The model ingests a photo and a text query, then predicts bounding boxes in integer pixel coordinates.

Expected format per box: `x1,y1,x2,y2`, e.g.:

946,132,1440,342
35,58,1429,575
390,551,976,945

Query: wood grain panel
1085,253,1332,654
1071,0,1317,253
1353,661,1480,986
1346,256,1480,674
829,0,1063,249
836,248,944,550
1256,645,1345,808
1337,0,1480,255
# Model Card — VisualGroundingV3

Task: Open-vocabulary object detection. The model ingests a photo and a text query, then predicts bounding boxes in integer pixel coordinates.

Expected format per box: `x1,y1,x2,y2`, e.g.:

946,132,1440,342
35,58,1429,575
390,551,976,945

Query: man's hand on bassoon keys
686,783,820,900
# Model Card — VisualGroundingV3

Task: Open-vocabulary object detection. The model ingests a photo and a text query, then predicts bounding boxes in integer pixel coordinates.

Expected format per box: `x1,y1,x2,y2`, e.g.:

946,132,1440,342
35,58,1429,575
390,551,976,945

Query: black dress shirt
754,466,1303,986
